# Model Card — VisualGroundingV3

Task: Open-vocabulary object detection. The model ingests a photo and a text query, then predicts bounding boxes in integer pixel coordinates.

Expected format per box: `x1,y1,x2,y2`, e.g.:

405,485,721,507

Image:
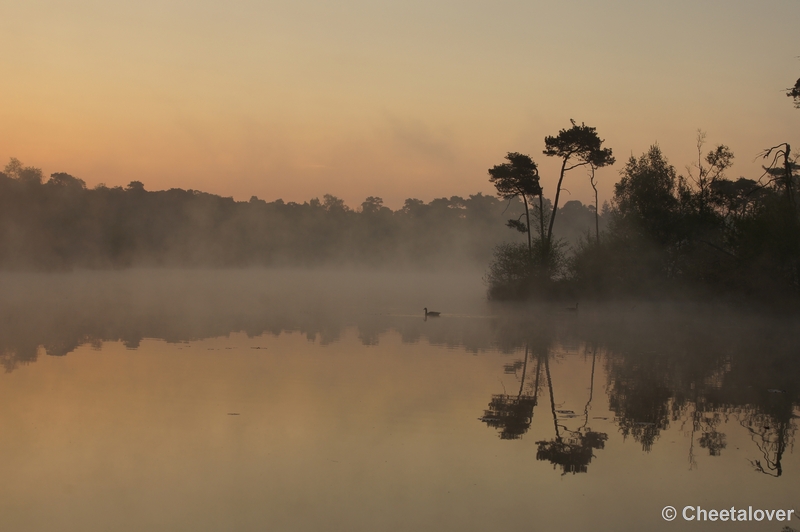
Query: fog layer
0,160,600,271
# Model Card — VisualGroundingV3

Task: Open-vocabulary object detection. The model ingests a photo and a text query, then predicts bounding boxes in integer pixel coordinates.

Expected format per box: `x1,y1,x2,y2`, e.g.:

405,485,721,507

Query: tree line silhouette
0,158,602,270
486,117,799,302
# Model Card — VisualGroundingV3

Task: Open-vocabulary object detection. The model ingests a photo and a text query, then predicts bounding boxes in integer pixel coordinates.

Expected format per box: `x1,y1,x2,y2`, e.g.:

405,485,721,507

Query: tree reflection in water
479,344,542,440
739,400,796,478
535,346,607,475
479,335,608,475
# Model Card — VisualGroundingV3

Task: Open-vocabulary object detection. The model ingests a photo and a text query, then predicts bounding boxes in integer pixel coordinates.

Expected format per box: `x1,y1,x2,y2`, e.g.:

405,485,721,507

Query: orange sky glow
1,0,798,209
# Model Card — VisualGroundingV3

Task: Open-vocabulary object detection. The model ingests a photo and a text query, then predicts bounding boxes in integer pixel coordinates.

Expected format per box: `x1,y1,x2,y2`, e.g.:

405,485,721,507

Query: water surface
0,270,798,531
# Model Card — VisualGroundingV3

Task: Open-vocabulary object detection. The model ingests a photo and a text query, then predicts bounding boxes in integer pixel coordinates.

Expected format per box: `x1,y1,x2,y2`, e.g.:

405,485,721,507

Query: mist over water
1,269,798,531
0,268,490,364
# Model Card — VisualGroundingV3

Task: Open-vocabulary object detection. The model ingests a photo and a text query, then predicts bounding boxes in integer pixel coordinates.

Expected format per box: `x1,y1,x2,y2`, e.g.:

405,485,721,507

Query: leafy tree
126,181,146,192
684,131,734,217
4,158,43,185
708,177,764,226
613,145,680,247
48,173,86,189
488,152,543,256
543,120,614,247
360,196,389,215
569,145,683,295
322,193,349,214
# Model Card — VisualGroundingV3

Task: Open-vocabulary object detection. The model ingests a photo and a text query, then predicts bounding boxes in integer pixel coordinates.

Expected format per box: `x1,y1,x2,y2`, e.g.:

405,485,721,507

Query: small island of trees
485,78,800,304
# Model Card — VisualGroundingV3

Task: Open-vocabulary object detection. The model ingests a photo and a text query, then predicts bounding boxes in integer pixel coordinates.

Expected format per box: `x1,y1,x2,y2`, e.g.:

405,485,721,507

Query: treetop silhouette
488,152,543,256
543,120,614,245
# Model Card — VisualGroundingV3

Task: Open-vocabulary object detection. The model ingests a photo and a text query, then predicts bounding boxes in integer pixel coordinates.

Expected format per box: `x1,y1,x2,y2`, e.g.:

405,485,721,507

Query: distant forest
0,157,600,270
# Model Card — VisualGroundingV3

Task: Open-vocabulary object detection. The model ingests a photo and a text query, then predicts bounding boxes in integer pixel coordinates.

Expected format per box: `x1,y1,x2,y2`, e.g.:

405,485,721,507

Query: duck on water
424,308,441,317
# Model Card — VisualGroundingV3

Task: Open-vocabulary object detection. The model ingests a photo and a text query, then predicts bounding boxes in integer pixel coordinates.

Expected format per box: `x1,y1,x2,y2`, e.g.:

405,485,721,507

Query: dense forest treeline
0,158,601,270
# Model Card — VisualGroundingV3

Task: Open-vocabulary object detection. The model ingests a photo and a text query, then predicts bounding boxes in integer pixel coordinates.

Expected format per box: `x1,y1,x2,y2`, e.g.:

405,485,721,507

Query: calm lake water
1,270,798,531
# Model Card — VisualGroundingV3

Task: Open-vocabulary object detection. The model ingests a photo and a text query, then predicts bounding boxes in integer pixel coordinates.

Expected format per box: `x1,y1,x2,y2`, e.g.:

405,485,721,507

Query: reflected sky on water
0,270,798,531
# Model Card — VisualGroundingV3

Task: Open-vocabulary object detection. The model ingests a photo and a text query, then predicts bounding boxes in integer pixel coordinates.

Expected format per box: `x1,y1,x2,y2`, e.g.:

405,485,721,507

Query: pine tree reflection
535,347,607,475
480,344,541,439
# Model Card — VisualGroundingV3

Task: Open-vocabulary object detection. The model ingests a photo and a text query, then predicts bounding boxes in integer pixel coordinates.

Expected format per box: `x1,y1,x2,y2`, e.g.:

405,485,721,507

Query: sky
1,0,798,209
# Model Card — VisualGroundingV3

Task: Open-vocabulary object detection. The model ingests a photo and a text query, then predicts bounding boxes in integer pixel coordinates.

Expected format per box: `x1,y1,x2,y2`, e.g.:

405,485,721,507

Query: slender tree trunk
517,344,529,397
522,194,532,257
783,143,794,209
687,402,698,470
582,346,597,429
590,167,600,246
538,193,545,248
774,420,787,477
545,354,560,441
546,157,569,245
